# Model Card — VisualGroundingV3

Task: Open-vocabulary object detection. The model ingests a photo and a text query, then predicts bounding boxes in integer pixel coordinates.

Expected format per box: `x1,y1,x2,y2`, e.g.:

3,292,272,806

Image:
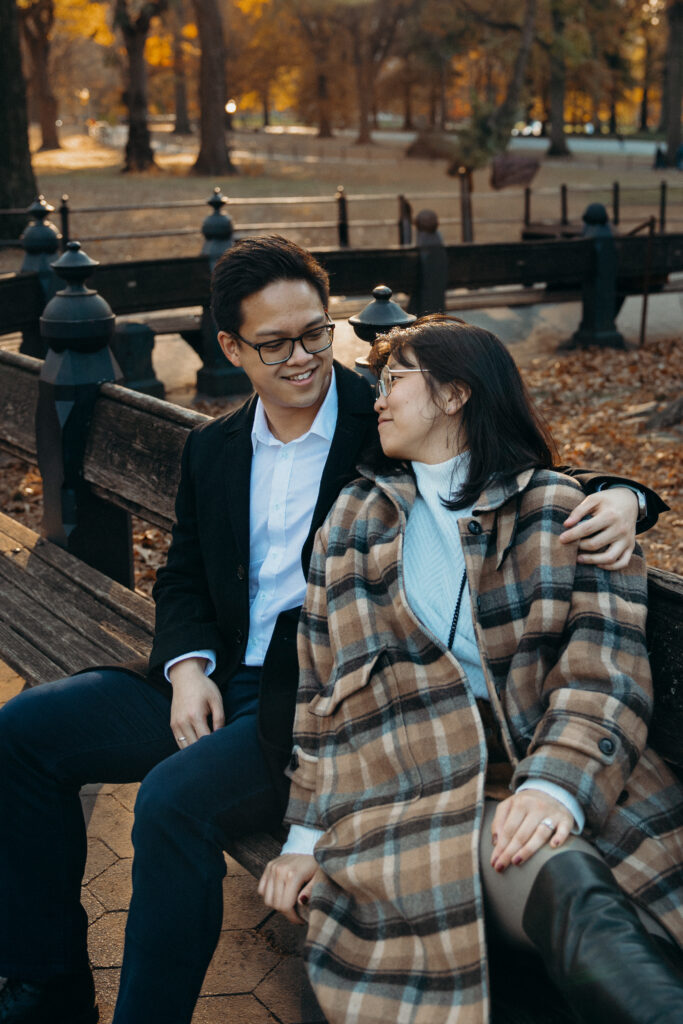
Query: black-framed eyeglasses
375,364,429,398
234,315,335,365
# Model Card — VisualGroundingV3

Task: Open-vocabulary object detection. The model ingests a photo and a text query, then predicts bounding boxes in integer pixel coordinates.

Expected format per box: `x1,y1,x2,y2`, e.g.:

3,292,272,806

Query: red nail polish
512,856,522,866
299,894,309,905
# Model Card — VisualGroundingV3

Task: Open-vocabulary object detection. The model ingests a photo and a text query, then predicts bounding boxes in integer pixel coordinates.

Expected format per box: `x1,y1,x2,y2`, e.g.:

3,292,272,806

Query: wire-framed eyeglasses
234,316,335,365
375,364,429,398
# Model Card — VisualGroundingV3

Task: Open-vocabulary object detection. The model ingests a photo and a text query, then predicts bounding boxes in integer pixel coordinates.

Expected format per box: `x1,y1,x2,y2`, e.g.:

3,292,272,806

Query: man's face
218,279,334,426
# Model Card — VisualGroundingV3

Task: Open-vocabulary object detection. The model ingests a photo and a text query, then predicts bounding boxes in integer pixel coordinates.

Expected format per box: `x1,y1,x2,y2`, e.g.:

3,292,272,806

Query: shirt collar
251,370,339,452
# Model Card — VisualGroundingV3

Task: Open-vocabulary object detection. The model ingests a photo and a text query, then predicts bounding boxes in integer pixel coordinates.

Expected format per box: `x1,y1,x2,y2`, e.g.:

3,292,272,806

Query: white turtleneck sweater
283,454,583,856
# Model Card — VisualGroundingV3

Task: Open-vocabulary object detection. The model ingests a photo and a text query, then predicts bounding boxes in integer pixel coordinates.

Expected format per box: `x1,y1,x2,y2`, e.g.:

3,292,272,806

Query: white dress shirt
164,373,338,679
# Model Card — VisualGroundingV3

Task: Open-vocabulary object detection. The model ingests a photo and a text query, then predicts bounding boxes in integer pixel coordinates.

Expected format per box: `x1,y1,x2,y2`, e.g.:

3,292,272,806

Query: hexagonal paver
200,930,280,995
255,958,325,1024
192,993,278,1023
83,837,118,885
84,793,134,858
259,914,306,957
88,911,127,968
224,852,251,877
80,888,107,926
221,874,272,930
111,782,139,813
0,663,24,707
88,858,133,912
93,967,120,1024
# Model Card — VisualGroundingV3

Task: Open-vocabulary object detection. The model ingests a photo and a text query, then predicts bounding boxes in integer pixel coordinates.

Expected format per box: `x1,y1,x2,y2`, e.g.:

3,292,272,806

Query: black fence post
59,195,70,250
524,187,531,228
336,185,349,247
560,183,568,227
19,196,61,358
195,186,248,396
36,241,134,587
409,210,447,316
565,203,625,350
659,181,667,233
458,169,474,243
398,194,413,246
612,182,620,227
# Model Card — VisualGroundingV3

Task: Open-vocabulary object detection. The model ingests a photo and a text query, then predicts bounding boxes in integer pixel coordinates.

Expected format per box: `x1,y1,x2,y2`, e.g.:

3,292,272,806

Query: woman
259,316,683,1024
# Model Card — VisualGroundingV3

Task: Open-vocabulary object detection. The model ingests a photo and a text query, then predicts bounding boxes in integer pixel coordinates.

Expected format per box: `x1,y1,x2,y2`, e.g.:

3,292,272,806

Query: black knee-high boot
522,851,683,1024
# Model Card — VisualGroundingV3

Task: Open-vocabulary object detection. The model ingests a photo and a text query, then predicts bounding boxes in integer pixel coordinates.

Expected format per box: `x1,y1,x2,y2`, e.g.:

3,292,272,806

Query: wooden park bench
1,333,682,1019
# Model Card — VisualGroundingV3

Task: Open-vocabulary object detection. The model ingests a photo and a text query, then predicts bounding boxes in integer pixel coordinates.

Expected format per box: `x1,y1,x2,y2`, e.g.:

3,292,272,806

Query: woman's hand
169,658,225,748
258,854,317,924
490,790,574,872
559,487,639,571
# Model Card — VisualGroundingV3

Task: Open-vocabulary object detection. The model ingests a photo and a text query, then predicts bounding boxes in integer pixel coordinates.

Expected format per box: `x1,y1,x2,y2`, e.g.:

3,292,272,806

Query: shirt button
236,564,246,581
468,520,482,535
598,737,615,756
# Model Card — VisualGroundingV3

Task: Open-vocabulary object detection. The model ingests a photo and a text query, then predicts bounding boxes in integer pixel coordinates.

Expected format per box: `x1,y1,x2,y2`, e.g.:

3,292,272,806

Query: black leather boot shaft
523,851,683,1024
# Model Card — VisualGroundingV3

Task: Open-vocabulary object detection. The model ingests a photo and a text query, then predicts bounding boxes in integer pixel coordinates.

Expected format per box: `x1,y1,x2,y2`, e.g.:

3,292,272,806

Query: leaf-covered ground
1,337,680,597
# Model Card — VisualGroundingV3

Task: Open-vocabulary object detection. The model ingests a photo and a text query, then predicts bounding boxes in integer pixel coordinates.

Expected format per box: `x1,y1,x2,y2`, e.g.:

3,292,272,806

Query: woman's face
373,347,464,464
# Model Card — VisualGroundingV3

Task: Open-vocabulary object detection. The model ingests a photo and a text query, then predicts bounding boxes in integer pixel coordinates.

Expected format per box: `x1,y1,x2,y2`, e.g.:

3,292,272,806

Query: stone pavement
0,661,324,1024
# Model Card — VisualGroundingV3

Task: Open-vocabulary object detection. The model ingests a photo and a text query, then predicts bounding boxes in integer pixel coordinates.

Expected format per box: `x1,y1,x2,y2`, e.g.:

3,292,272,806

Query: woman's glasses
375,365,429,398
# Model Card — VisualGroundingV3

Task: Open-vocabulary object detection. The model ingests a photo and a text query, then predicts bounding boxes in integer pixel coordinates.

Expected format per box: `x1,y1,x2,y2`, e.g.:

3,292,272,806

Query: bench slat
0,513,155,628
0,619,69,684
0,526,153,661
0,350,40,461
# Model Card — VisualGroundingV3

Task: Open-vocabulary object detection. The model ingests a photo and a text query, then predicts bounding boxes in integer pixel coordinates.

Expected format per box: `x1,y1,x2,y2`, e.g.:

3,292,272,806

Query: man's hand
559,487,639,571
169,657,225,748
258,854,317,924
490,790,574,873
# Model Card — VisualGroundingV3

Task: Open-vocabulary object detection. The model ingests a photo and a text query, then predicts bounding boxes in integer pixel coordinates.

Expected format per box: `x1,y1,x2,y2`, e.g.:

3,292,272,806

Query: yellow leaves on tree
55,0,114,47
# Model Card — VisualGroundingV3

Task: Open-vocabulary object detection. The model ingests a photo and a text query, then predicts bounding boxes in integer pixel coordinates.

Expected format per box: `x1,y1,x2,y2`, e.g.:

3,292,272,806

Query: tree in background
191,0,235,173
663,0,682,163
113,0,168,171
0,0,38,238
18,0,61,150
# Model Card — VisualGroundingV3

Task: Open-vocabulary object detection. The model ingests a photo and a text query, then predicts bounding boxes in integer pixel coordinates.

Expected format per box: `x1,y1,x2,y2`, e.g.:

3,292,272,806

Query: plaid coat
286,464,683,1024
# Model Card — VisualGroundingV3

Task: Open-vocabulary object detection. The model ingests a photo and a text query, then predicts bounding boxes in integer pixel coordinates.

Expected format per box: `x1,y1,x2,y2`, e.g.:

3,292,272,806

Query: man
0,236,665,1024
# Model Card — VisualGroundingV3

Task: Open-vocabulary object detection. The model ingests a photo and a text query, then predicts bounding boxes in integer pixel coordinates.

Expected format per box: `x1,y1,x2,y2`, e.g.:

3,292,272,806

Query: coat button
236,564,246,581
289,752,299,771
235,628,244,644
468,520,482,535
617,789,629,805
599,737,615,756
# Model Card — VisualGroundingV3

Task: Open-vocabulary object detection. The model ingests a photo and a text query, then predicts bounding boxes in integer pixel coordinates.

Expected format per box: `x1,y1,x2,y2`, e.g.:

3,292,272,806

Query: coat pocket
308,648,424,828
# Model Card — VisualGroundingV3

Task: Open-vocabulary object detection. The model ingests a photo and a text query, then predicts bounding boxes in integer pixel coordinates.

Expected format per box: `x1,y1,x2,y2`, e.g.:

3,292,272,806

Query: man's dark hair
368,314,556,509
211,235,330,335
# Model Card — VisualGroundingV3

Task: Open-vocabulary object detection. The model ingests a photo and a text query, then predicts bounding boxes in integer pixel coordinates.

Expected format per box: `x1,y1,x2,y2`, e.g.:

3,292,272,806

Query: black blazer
148,361,379,802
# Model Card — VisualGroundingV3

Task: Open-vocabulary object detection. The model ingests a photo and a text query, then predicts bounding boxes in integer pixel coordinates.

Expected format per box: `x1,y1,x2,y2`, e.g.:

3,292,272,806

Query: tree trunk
171,6,191,134
191,0,236,175
114,0,165,172
402,75,414,130
350,15,372,145
123,25,157,170
639,32,652,133
316,71,333,138
664,1,683,166
546,5,570,156
262,86,270,128
19,0,61,151
491,0,537,138
0,0,38,238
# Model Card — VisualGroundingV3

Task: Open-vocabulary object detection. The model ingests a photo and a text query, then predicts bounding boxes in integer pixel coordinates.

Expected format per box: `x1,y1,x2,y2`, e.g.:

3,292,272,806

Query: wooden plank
313,248,419,296
94,257,211,316
0,273,45,334
83,386,209,528
616,234,683,278
0,514,155,628
0,528,153,658
0,350,40,462
0,619,68,685
224,831,286,877
445,239,593,290
0,572,131,674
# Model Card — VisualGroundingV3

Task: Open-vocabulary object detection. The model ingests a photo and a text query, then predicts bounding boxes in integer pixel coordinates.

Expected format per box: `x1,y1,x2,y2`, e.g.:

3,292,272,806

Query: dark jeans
0,667,282,1024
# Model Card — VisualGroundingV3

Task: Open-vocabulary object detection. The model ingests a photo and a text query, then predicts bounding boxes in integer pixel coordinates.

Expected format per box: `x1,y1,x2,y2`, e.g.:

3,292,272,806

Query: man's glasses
375,365,429,398
234,316,335,365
